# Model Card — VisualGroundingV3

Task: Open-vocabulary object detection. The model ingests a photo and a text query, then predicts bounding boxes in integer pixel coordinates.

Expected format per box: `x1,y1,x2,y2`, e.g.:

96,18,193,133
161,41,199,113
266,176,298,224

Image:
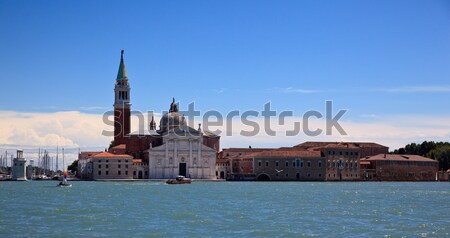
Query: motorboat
166,175,192,184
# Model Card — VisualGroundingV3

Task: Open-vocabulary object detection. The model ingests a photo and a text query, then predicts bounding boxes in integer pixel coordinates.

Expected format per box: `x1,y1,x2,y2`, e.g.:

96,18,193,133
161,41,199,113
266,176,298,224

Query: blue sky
0,0,449,151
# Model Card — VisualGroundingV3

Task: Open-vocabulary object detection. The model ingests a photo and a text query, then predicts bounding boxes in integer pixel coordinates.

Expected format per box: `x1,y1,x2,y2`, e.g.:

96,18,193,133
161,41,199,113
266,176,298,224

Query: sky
0,0,450,164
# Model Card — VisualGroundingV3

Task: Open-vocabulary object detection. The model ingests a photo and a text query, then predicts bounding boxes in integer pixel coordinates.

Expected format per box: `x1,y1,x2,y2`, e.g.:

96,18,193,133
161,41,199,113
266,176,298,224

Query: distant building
110,50,220,167
223,141,389,181
78,152,133,180
249,149,325,181
360,154,439,181
12,150,26,181
294,141,389,181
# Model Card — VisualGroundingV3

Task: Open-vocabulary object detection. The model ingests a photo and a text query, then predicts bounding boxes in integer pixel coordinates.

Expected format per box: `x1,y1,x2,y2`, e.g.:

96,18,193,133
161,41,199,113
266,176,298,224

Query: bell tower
113,50,131,145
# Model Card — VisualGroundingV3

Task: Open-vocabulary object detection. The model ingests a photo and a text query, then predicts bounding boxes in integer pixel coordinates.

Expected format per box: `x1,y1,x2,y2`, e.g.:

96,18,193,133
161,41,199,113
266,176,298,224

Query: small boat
57,150,72,187
57,171,72,187
166,175,192,184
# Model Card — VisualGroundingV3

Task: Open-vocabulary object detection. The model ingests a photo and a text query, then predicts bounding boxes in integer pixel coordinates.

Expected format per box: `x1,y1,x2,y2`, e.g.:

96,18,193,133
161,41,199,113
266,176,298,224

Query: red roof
111,144,126,149
133,159,142,163
244,149,321,158
295,141,387,149
361,154,438,162
92,152,132,159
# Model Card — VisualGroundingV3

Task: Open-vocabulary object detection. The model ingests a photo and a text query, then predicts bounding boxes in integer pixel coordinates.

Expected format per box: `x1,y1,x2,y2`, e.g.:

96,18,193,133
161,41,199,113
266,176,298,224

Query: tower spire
116,50,128,81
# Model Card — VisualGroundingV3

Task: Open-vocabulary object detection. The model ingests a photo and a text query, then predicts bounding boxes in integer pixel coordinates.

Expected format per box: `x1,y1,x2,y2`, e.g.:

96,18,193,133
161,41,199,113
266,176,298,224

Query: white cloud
377,86,450,93
0,110,449,163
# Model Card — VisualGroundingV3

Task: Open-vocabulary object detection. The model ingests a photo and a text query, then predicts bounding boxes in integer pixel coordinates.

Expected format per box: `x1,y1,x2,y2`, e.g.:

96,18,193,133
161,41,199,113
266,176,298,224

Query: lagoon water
0,181,449,237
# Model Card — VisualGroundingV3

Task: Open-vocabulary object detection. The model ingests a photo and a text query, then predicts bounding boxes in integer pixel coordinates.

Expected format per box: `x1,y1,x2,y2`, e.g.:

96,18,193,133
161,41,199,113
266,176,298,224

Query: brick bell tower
113,50,131,145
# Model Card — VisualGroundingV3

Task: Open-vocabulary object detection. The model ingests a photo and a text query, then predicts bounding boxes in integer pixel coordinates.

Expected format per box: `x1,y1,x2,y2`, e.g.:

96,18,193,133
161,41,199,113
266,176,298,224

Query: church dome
160,98,186,132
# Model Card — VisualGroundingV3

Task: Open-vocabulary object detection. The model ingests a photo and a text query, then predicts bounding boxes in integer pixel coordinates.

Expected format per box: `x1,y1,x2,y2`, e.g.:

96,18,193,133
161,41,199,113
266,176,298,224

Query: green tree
68,160,78,173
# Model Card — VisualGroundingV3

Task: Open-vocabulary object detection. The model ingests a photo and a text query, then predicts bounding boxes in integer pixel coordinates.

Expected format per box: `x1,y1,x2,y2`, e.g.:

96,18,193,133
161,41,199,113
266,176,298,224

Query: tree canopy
393,141,450,171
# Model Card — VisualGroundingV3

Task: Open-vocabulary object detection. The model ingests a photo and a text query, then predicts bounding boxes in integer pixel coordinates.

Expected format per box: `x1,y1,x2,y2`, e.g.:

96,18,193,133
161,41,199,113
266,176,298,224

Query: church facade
110,50,219,179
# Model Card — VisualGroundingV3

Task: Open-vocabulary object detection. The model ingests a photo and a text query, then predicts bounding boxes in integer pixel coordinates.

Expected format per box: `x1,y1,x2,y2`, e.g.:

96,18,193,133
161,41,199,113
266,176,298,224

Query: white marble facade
148,128,217,179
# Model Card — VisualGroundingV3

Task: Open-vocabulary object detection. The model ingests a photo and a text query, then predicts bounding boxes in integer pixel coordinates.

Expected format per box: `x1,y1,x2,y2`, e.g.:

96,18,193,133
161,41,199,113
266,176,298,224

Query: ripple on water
0,181,449,237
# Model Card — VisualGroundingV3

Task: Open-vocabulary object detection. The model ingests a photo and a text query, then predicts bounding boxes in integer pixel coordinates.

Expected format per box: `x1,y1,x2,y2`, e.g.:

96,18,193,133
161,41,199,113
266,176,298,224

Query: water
0,181,449,237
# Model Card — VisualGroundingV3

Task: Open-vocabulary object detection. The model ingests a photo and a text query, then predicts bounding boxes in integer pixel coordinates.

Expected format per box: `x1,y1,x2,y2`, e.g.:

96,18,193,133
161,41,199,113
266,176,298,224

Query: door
138,171,143,179
179,163,187,177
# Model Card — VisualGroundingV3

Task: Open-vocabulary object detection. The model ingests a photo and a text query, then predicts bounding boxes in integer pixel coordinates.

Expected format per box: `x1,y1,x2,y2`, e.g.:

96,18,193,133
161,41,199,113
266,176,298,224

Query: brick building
360,154,439,181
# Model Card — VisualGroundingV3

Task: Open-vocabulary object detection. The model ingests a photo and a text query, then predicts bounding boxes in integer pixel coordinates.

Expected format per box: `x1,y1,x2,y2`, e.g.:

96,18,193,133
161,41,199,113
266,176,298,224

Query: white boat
166,175,192,184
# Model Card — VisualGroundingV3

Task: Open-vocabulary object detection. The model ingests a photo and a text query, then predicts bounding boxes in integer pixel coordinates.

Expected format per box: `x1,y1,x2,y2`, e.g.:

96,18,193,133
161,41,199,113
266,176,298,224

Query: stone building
148,105,217,179
360,154,439,181
250,149,325,181
294,141,389,181
109,51,220,179
78,152,133,180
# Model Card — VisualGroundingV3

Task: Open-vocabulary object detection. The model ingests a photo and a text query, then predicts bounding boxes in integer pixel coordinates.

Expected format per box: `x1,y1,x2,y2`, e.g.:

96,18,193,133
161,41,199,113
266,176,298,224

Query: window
355,152,358,156
145,171,148,176
98,165,101,169
301,161,304,168
265,161,269,167
106,171,109,175
307,161,311,167
296,173,300,179
275,161,279,167
318,161,322,168
333,151,335,155
258,160,262,167
328,151,331,155
125,160,128,163
339,151,343,155
292,160,295,167
99,160,102,163
285,173,289,177
118,171,121,175
118,160,121,163
106,160,109,163
285,161,289,167
319,174,321,177
296,159,300,168
308,173,311,177
345,152,348,155
106,165,109,168
118,164,121,168
126,165,128,169
133,171,136,176
98,171,101,175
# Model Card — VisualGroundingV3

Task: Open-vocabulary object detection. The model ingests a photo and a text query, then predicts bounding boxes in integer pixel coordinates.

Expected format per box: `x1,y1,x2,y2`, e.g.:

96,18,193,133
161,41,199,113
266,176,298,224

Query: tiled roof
133,159,142,163
222,148,274,153
361,154,438,162
91,152,132,158
244,149,322,158
295,141,388,149
111,144,126,149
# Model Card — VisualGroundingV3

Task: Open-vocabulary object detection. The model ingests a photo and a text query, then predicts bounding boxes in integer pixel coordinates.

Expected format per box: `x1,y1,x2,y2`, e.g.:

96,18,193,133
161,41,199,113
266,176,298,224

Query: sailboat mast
56,146,59,174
